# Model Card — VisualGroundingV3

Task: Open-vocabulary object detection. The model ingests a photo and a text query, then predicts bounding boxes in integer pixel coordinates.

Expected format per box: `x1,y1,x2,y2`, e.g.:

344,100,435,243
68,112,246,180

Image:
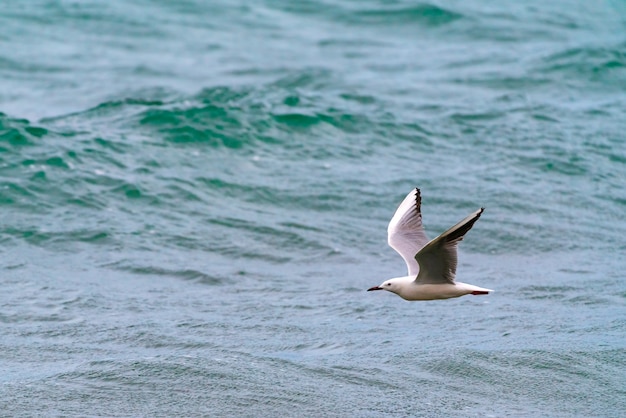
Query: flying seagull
367,188,492,300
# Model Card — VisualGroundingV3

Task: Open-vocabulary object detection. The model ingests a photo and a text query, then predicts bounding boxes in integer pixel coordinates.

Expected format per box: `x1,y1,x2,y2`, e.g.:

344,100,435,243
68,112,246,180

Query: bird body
373,277,492,301
368,188,493,301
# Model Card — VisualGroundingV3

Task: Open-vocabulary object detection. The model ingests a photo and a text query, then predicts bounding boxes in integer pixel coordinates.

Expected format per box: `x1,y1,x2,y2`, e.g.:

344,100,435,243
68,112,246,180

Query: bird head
367,279,400,295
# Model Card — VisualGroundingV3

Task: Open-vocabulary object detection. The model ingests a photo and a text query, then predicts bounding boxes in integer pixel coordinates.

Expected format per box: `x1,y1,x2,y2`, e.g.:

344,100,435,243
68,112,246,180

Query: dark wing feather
414,208,484,285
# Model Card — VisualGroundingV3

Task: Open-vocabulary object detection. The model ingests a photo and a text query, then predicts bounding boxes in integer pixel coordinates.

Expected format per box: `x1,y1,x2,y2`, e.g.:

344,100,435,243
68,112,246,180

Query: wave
539,42,626,85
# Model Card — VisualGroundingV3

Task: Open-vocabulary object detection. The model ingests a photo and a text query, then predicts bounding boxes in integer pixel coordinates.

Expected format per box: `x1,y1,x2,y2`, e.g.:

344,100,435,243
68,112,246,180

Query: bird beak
367,286,383,291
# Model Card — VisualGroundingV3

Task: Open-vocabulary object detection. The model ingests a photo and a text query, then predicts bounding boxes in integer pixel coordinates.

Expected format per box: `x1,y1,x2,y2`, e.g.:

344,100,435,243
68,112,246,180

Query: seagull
367,188,493,300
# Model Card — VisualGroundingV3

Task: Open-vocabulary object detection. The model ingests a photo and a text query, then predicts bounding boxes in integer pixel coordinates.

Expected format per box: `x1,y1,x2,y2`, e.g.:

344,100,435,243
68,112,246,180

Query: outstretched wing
387,188,430,276
414,207,484,285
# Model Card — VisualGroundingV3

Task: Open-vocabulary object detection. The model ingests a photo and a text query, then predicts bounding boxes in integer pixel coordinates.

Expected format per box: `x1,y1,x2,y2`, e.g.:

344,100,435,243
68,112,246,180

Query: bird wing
414,207,484,285
387,188,430,276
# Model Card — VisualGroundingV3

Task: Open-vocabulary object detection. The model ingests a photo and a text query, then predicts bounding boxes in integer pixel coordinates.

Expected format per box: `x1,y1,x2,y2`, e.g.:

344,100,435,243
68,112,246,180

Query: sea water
1,1,625,416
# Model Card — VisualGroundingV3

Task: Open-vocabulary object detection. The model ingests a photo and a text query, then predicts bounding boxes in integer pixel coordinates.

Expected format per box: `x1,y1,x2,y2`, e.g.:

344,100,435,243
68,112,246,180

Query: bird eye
386,283,391,286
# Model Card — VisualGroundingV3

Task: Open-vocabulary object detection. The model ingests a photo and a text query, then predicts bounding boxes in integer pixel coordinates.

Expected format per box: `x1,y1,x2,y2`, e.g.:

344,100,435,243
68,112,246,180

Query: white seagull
367,188,493,300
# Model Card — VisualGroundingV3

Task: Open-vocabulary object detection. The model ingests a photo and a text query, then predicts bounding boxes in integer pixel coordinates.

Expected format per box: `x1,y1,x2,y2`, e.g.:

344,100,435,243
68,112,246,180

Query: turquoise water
1,0,625,416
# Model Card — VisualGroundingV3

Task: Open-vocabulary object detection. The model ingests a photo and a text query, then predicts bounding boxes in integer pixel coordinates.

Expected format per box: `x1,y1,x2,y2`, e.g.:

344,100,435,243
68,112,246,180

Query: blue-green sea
1,1,625,416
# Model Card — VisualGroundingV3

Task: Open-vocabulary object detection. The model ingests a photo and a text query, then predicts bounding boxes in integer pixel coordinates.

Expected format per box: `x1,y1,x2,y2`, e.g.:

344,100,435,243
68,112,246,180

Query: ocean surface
1,0,625,416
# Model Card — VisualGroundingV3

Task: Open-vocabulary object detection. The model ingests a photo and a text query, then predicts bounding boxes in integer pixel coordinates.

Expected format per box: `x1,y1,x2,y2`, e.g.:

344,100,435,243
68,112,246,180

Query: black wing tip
445,207,484,243
414,187,421,212
470,207,485,225
477,207,485,221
